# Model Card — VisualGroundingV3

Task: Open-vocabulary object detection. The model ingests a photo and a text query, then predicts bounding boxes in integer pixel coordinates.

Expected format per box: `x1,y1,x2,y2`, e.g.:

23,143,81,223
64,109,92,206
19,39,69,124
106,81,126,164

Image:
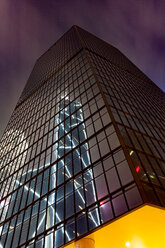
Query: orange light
65,205,165,248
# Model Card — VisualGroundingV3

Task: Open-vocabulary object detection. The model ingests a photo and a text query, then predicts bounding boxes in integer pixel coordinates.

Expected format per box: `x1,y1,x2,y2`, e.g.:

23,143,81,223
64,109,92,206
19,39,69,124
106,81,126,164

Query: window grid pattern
0,47,142,247
88,50,165,206
16,27,82,106
0,26,163,248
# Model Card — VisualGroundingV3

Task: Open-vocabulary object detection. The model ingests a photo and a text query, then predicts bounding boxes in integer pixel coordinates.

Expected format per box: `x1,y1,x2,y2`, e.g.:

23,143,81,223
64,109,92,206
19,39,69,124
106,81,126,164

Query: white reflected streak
13,104,98,245
45,232,53,248
62,227,70,241
16,180,41,199
89,212,98,226
59,111,98,228
59,146,72,149
71,123,78,127
15,179,63,239
77,117,82,122
36,212,46,234
80,114,83,121
45,162,50,167
64,112,69,117
74,103,81,107
60,122,88,169
52,173,56,190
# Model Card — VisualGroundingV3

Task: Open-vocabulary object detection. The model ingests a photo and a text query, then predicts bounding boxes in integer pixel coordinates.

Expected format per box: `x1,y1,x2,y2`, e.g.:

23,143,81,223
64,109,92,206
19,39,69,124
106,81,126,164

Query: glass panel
45,232,54,248
125,186,143,209
88,207,100,230
65,193,74,218
76,213,87,236
55,226,64,248
117,161,134,186
106,168,121,193
56,199,64,224
85,181,96,206
65,220,75,242
95,174,108,200
112,193,128,216
99,200,113,223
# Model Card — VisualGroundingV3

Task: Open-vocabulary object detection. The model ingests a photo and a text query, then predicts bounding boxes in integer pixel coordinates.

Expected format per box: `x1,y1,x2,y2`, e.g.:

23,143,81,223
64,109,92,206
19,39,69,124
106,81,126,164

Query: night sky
0,0,165,138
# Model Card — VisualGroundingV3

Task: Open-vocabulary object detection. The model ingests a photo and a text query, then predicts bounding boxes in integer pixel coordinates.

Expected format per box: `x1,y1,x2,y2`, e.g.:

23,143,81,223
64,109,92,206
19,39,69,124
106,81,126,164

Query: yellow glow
65,205,165,248
129,150,134,156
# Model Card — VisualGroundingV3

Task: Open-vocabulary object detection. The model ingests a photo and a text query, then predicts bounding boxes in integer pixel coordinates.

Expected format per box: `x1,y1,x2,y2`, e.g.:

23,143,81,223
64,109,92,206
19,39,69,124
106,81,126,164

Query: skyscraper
0,26,164,248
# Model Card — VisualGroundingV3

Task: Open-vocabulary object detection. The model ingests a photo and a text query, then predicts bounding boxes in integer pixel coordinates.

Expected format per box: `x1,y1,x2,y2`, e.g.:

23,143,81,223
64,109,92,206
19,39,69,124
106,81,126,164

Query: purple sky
0,0,165,138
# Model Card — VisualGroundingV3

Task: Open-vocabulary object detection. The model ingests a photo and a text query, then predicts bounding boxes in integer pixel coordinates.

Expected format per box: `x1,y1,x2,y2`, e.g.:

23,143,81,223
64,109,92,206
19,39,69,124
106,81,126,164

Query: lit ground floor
65,204,165,248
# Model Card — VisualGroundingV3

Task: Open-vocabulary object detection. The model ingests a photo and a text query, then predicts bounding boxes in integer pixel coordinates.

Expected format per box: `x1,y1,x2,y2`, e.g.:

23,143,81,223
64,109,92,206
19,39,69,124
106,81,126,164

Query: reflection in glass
0,99,98,248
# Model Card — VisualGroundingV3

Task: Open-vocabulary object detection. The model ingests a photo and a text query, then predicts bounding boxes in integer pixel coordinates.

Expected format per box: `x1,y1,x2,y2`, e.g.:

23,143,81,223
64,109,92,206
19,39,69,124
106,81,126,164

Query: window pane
95,175,108,200
99,201,113,223
112,193,128,216
106,168,120,193
77,214,87,236
117,161,134,186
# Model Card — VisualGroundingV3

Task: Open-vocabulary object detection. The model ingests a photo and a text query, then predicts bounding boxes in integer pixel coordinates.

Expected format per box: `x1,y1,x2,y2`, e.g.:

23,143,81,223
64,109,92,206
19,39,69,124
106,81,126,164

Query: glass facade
0,26,164,248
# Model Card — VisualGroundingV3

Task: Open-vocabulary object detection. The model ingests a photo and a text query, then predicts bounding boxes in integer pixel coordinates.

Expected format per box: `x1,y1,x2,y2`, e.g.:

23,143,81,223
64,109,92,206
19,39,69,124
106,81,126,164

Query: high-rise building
0,26,165,248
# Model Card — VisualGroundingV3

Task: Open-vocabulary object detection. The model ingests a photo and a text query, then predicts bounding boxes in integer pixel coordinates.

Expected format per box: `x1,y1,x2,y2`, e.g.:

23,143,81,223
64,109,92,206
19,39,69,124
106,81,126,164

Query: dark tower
0,26,164,248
